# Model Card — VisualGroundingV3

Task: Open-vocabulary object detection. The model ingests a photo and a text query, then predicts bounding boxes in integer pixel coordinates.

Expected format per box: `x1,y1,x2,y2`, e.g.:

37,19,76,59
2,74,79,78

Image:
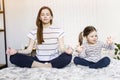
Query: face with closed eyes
40,9,53,24
86,31,98,45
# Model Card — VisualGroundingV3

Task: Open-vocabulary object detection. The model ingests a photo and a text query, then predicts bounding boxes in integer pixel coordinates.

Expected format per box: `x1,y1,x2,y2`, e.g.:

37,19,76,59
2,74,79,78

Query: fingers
107,36,113,41
106,36,113,44
76,45,84,49
6,47,17,56
6,47,12,55
65,46,74,54
107,36,111,39
6,47,10,55
67,47,73,52
75,45,84,53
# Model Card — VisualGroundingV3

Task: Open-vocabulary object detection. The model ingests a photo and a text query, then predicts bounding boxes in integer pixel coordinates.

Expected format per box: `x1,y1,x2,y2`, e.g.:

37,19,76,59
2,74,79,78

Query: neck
87,42,96,46
43,23,51,28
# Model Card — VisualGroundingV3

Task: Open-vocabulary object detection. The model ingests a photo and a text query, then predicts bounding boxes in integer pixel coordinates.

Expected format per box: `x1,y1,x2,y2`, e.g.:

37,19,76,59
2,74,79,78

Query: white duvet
0,52,120,80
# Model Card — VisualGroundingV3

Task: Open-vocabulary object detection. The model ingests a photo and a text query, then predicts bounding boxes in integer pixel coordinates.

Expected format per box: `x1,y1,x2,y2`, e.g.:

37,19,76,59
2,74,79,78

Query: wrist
16,49,19,53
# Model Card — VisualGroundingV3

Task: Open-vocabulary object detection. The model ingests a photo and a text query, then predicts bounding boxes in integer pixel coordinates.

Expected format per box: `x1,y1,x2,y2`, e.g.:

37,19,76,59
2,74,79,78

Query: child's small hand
106,36,113,44
75,45,84,54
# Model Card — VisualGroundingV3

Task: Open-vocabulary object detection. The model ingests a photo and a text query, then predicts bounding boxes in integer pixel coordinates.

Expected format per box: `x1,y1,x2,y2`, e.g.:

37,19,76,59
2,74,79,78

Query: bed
0,51,120,80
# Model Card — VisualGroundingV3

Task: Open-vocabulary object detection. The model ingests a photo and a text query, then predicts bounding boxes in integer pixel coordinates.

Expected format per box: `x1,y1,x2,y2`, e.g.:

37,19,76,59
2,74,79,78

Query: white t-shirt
27,25,65,61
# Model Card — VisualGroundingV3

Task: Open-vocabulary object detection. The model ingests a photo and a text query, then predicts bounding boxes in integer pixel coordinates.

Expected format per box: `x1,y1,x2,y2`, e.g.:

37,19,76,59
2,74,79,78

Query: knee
53,53,72,68
103,57,111,66
62,54,72,67
62,53,72,63
10,54,20,64
73,57,80,64
104,57,110,62
10,55,17,64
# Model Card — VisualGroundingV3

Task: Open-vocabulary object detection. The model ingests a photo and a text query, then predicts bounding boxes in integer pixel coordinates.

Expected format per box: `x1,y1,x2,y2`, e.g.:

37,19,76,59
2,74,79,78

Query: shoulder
27,28,37,40
29,28,37,35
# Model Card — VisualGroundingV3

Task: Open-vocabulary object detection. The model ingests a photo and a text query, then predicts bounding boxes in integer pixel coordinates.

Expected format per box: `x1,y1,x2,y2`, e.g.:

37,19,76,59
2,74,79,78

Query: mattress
0,57,120,80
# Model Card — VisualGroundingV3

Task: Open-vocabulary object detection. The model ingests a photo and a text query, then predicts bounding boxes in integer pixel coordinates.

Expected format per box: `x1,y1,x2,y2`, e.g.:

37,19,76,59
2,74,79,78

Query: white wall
0,33,6,64
4,0,120,65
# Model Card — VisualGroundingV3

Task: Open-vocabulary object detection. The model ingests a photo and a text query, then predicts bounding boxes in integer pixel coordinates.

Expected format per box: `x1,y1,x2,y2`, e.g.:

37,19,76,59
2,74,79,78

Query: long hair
79,26,97,45
36,6,53,44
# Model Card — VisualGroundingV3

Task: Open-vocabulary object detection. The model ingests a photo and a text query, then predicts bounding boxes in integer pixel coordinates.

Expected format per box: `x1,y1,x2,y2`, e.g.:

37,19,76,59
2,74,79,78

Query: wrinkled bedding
0,50,120,80
0,58,120,80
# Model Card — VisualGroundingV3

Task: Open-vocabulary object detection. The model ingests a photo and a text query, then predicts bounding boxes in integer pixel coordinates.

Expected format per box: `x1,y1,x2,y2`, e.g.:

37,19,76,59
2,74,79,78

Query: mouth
44,19,48,21
93,40,97,43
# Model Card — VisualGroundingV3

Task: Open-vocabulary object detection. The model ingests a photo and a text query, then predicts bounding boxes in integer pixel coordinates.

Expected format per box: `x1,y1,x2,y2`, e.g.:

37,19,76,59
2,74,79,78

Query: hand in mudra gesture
75,45,84,54
65,46,73,54
6,47,17,56
106,36,113,44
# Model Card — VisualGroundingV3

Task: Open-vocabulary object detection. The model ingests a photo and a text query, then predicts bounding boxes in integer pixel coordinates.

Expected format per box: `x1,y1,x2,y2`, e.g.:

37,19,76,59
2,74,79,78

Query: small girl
73,26,114,69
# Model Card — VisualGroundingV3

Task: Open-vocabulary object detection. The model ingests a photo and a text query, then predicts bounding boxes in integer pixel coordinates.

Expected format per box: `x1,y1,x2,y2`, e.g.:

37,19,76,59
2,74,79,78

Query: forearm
17,38,35,54
104,43,115,50
59,45,66,53
17,49,32,54
58,37,66,53
108,43,115,50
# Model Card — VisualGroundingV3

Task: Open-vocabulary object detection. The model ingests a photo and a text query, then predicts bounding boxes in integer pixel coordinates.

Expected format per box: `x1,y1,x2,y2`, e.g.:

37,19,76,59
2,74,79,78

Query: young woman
74,26,114,69
6,6,73,68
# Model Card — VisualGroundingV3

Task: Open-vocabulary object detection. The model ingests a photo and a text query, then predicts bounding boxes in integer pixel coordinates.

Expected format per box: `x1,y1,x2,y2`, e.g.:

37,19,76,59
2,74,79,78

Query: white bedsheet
0,58,120,80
